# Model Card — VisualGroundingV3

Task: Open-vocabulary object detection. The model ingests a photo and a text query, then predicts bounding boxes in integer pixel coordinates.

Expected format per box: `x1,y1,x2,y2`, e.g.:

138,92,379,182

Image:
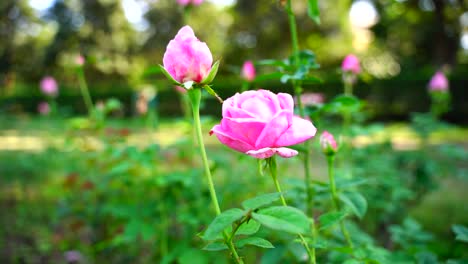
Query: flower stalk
187,88,244,264
326,155,353,248
268,156,315,264
77,67,94,116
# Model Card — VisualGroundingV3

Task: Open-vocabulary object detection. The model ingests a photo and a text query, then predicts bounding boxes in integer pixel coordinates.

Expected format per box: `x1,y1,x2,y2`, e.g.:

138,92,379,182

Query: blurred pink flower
37,101,50,115
341,54,361,74
163,25,213,84
76,55,85,66
40,76,58,97
64,250,82,263
428,71,449,91
210,89,317,159
241,60,256,82
297,92,325,106
177,0,203,6
174,85,187,93
320,131,338,154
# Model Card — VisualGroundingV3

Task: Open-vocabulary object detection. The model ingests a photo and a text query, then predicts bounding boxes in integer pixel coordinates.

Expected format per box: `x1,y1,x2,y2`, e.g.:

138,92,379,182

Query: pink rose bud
428,71,449,92
320,131,338,155
163,26,213,84
76,55,85,66
37,101,51,115
40,76,58,97
341,54,361,74
210,89,317,159
241,60,256,82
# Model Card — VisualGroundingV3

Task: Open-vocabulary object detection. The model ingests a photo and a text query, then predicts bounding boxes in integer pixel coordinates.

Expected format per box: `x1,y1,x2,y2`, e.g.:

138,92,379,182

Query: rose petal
275,116,317,146
275,147,299,158
210,124,254,153
246,147,298,159
221,117,265,146
277,93,294,112
254,110,292,149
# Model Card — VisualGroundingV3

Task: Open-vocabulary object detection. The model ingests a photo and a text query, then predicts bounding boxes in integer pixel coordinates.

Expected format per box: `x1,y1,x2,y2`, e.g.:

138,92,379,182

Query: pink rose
37,101,50,115
428,71,448,92
341,54,361,74
40,76,58,97
320,131,338,154
76,55,85,66
210,90,317,159
241,60,256,82
192,0,203,5
163,26,212,83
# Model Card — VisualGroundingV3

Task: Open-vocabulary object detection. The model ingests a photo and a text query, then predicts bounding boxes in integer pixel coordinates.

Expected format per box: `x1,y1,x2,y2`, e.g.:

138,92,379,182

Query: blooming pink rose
320,131,337,154
210,90,317,159
40,76,58,97
37,101,50,115
241,60,256,82
163,26,212,83
341,54,361,74
428,71,448,91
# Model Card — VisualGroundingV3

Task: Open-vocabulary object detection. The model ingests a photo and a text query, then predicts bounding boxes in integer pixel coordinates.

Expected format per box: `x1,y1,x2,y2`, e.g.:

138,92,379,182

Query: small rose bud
320,131,338,155
37,101,51,115
341,54,361,74
40,76,58,97
428,71,448,92
163,25,213,84
76,54,85,66
297,92,325,107
241,60,256,82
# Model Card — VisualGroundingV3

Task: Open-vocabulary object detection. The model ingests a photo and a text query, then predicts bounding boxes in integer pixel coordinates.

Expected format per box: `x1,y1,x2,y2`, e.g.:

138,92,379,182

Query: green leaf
319,211,346,230
242,193,282,210
307,0,320,24
322,94,361,114
200,60,220,84
158,64,180,85
339,192,368,219
202,241,228,251
236,237,274,249
252,206,311,234
452,225,468,242
202,208,244,240
256,59,289,68
236,220,261,236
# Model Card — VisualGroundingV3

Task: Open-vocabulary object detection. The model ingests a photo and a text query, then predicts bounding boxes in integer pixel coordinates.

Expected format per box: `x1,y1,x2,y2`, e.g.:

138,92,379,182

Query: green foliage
252,206,311,235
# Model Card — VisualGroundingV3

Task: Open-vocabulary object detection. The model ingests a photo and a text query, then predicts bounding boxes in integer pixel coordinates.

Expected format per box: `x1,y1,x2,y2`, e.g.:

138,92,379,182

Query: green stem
327,155,353,248
187,88,244,264
285,2,316,262
344,79,353,96
77,67,94,116
269,156,314,264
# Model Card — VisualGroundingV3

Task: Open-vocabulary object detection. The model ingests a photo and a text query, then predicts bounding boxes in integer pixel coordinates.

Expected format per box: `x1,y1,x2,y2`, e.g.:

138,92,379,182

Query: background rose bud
320,131,338,155
163,26,212,84
210,90,317,159
76,55,85,66
192,0,203,5
428,71,449,92
297,92,325,106
37,101,51,115
241,60,256,81
341,54,361,74
40,76,58,97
